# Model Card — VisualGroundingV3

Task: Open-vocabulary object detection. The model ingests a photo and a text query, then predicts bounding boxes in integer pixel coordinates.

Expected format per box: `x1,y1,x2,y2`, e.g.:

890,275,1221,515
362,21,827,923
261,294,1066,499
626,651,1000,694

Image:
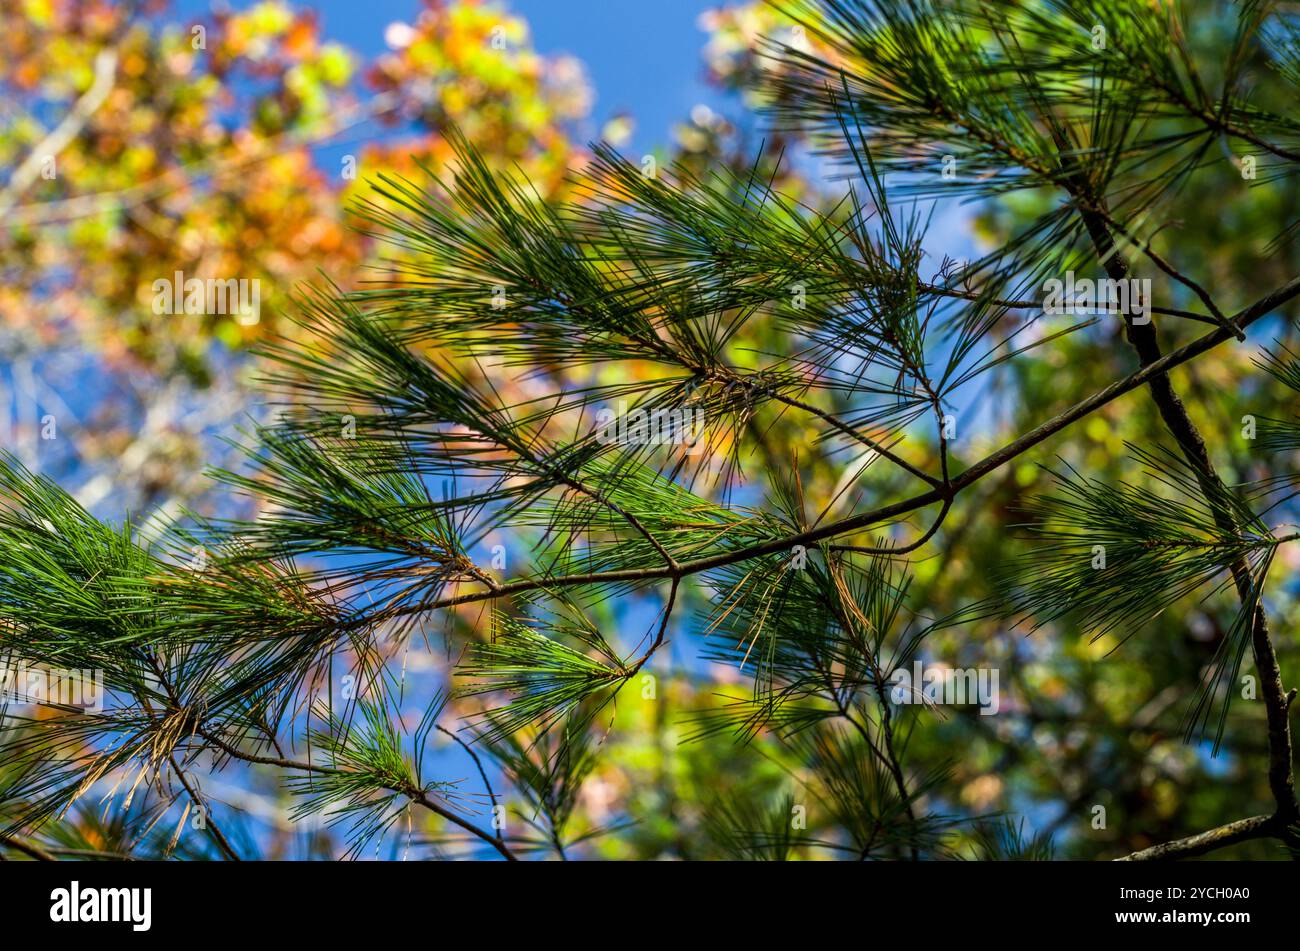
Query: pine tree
3,0,1300,861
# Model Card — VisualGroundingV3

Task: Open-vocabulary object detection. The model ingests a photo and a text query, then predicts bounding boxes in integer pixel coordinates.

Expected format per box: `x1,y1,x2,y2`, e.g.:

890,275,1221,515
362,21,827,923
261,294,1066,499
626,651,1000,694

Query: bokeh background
2,0,1296,859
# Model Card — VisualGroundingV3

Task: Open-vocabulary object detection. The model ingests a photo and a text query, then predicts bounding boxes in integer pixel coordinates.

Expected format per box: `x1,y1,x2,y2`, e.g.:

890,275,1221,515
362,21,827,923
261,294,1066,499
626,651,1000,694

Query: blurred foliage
0,0,592,376
4,0,1300,864
0,0,602,533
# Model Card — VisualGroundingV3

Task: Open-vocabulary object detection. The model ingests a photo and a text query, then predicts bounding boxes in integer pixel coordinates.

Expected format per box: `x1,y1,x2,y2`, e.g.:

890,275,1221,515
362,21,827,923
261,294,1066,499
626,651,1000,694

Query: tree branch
348,273,1300,625
1115,814,1278,861
1071,192,1299,826
0,50,117,218
196,728,518,861
0,831,55,861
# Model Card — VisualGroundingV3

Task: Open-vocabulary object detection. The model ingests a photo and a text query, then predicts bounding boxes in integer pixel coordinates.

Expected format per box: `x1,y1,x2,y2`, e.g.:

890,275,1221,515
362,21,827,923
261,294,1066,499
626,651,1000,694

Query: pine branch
344,272,1300,626
198,725,518,861
0,830,55,861
1115,813,1278,861
7,0,1300,860
1068,178,1299,825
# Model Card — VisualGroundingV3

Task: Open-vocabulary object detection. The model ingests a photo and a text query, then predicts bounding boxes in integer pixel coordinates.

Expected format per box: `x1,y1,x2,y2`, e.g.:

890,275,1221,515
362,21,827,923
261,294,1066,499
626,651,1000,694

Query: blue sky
497,0,723,153
175,0,728,156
